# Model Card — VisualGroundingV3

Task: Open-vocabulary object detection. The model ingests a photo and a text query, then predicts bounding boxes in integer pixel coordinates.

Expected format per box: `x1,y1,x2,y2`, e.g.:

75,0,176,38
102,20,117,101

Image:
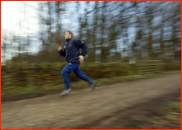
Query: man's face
65,32,71,40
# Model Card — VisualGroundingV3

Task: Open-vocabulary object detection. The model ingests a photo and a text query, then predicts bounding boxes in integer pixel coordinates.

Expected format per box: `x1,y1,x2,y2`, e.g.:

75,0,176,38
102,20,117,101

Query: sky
1,1,136,64
1,1,41,63
1,1,79,44
2,1,40,36
1,1,84,64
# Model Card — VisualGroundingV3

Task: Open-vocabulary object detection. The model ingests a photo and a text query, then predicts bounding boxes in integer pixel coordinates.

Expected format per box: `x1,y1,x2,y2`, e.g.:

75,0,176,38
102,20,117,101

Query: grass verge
1,70,181,98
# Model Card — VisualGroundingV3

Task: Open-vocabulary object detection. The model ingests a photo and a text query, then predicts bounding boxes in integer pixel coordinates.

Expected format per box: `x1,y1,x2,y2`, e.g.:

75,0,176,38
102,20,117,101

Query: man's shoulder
72,39,85,44
72,38,80,42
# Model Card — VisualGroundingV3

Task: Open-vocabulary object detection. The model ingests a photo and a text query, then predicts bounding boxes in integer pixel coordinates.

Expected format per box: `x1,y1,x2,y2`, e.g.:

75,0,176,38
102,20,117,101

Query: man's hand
56,44,62,51
78,55,84,63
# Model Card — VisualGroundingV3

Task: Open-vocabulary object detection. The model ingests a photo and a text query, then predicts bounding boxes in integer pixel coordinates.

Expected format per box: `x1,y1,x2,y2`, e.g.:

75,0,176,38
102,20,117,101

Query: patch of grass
120,76,131,81
142,74,156,78
128,125,145,129
71,81,88,89
169,102,181,111
1,90,9,96
164,70,181,74
97,79,106,85
146,117,161,123
21,87,41,94
43,84,64,91
49,82,63,86
164,114,180,120
1,87,24,96
98,77,122,85
141,70,181,78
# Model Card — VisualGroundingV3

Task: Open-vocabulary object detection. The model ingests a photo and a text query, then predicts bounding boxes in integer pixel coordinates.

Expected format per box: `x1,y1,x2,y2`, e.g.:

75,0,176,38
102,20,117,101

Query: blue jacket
59,38,87,63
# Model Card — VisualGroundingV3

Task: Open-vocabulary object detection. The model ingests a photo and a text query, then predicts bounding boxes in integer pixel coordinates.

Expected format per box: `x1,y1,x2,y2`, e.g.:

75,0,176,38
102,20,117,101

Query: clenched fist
56,44,62,51
78,55,84,63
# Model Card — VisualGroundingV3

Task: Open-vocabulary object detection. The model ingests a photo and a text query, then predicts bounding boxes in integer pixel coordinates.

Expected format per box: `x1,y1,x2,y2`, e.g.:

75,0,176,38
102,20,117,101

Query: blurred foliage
1,61,180,91
160,63,181,71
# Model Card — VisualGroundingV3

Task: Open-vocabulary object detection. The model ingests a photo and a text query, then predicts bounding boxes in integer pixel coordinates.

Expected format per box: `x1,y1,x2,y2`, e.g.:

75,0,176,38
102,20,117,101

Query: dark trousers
61,63,93,90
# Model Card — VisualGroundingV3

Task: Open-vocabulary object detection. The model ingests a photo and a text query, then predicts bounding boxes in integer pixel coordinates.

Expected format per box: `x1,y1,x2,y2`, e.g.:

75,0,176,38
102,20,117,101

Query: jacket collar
66,38,72,42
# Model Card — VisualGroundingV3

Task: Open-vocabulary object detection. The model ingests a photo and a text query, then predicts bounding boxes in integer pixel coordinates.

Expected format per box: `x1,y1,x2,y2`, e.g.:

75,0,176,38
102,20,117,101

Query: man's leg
73,67,94,85
61,63,80,90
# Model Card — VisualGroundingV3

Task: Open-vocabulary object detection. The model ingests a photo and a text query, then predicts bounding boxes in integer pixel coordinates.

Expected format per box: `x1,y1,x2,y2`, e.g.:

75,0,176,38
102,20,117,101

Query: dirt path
1,74,181,129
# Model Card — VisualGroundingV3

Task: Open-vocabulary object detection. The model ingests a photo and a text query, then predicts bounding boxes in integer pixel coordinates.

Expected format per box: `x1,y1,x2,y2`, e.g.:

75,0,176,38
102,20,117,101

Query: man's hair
66,30,73,38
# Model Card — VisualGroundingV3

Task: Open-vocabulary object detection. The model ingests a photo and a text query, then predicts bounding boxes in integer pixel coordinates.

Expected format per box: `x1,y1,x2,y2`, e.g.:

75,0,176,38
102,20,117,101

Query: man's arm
56,44,66,57
76,40,87,63
76,40,87,56
59,49,66,57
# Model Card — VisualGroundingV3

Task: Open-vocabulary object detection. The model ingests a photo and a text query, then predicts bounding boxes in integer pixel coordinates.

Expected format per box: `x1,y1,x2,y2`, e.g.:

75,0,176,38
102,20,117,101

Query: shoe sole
60,93,69,96
60,89,71,96
91,81,97,91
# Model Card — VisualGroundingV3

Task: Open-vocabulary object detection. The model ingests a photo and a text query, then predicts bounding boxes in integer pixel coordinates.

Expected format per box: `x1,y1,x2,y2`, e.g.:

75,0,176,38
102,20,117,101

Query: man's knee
61,70,67,76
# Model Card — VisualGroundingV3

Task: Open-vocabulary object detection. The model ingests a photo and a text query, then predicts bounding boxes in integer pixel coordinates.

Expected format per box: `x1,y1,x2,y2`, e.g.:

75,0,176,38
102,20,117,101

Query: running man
56,30,96,96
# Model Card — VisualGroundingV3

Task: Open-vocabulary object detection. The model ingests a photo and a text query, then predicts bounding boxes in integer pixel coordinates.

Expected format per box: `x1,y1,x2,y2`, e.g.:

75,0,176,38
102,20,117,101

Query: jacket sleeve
76,40,87,56
59,49,66,57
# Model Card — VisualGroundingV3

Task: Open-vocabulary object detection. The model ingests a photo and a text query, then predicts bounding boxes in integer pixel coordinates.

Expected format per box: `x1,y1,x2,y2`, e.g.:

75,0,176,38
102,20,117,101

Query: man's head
65,30,73,40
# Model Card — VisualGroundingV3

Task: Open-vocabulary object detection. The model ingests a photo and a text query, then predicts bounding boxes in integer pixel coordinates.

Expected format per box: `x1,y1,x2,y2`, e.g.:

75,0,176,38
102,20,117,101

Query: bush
1,62,130,90
160,63,181,71
1,61,180,90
